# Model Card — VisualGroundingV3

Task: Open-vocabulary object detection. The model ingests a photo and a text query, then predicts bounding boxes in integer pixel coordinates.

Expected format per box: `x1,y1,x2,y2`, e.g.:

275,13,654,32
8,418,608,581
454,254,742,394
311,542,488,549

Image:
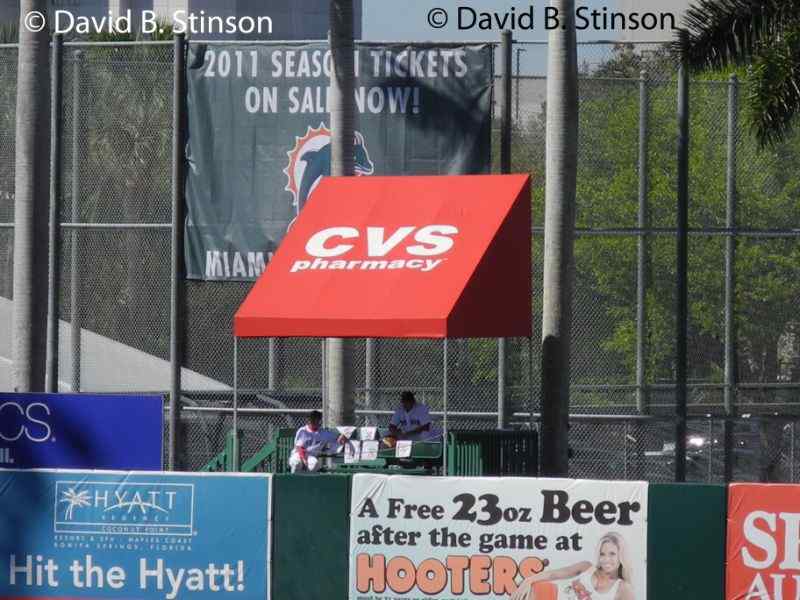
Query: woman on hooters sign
510,532,635,600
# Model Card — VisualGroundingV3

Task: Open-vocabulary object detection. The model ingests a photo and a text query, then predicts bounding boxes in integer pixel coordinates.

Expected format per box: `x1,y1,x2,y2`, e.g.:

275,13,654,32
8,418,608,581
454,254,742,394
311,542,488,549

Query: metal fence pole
708,419,713,482
443,338,448,475
69,51,82,392
498,30,512,429
268,338,278,389
529,336,535,434
724,73,738,482
636,69,648,415
233,337,239,471
623,421,629,479
169,33,187,470
321,338,327,420
789,421,797,483
46,34,63,393
500,30,512,171
365,337,375,424
515,46,525,125
675,30,690,482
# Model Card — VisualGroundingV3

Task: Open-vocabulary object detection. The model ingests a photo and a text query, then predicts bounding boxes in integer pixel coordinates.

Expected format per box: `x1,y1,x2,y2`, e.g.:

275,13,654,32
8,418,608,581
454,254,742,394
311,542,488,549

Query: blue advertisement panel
0,393,163,470
0,469,271,599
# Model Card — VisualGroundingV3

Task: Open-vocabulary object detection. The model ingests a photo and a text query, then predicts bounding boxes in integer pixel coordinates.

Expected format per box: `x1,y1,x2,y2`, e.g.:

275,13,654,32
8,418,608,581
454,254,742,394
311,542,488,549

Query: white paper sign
361,441,379,461
395,440,412,458
337,426,357,439
344,440,362,464
359,427,377,441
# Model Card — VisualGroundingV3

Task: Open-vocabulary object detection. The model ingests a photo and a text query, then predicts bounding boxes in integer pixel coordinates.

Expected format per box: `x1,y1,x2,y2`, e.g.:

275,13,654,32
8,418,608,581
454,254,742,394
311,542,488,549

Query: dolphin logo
284,124,375,223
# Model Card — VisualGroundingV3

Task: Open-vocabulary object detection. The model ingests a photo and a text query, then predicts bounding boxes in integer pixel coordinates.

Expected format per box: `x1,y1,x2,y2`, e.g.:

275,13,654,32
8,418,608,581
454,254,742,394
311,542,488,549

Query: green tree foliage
681,0,800,146
468,45,799,414
570,47,800,397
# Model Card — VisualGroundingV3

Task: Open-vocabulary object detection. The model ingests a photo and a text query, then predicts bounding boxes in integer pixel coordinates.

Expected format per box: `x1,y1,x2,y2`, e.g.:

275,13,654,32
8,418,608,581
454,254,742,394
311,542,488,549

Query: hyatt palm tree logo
54,481,194,535
59,487,172,520
59,488,91,520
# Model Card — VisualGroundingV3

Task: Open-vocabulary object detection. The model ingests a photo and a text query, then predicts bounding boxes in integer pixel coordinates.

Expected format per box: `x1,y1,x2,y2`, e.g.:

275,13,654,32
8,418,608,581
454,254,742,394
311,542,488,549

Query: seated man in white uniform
388,391,433,442
288,410,344,473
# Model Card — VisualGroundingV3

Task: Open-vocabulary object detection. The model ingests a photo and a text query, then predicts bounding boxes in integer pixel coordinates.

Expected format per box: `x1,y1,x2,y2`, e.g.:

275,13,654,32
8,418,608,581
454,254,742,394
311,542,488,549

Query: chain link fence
0,45,16,392
1,40,799,480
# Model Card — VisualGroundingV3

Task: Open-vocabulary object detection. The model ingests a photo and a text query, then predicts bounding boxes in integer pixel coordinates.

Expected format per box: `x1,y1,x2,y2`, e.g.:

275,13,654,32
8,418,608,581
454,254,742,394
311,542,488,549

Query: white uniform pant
289,451,322,473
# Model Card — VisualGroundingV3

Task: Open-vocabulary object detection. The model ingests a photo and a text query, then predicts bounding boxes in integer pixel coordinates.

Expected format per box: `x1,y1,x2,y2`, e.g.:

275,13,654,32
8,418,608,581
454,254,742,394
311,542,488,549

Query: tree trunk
325,0,356,426
12,0,50,392
540,0,579,476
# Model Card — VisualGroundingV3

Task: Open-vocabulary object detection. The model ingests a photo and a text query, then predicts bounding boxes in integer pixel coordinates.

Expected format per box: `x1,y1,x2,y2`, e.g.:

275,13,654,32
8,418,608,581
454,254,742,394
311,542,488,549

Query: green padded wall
273,474,351,600
648,484,726,600
271,477,727,600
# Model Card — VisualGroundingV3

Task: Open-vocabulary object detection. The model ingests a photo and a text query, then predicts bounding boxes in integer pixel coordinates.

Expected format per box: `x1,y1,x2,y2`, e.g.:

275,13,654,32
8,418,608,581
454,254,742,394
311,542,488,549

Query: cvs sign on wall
290,225,458,273
0,393,163,470
0,400,52,444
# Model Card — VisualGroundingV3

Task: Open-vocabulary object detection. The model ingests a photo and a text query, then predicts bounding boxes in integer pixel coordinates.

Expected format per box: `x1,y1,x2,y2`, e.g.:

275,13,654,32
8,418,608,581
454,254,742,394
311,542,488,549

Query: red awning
234,174,531,338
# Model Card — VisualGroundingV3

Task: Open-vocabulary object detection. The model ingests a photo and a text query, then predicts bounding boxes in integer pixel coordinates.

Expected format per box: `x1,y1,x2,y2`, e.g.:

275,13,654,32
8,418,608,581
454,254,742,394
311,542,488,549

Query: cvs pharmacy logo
0,401,52,443
291,225,458,273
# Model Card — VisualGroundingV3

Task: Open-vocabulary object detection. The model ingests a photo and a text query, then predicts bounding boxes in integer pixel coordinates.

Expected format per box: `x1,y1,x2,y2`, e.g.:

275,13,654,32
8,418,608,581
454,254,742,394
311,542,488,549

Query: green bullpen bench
200,429,441,474
201,428,537,476
447,429,538,476
330,440,443,475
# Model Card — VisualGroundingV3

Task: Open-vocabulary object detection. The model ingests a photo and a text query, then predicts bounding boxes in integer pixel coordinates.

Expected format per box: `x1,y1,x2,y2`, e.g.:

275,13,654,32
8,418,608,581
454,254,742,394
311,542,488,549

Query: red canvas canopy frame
231,174,533,470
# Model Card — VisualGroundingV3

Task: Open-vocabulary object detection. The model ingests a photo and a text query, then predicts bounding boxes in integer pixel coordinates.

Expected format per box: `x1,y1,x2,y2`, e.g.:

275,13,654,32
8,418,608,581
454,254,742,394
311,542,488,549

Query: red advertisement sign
234,174,532,339
728,483,800,600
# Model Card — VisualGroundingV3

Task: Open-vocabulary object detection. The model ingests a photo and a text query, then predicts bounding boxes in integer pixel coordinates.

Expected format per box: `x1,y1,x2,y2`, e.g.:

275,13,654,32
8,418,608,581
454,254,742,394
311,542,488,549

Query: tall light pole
13,0,50,392
326,0,356,427
540,0,578,476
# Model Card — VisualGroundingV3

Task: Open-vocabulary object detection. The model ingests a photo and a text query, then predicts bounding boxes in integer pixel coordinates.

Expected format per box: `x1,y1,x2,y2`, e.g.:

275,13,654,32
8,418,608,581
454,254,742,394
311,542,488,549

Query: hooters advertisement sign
349,475,648,600
234,174,532,339
727,484,800,600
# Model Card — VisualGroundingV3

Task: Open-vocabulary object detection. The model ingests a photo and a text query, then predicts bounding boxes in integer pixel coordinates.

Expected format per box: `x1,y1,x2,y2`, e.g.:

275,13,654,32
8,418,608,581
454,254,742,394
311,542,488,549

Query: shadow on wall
0,297,226,393
0,403,102,581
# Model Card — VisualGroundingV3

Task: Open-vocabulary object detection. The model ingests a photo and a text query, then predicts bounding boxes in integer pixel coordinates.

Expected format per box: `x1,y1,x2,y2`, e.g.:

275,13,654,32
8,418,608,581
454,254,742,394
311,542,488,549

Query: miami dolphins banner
184,42,493,280
0,469,271,599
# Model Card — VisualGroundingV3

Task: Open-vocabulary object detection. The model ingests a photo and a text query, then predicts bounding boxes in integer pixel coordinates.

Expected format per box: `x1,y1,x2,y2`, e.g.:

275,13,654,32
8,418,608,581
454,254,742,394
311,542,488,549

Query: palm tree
541,0,579,476
326,0,356,427
12,0,50,391
682,0,800,145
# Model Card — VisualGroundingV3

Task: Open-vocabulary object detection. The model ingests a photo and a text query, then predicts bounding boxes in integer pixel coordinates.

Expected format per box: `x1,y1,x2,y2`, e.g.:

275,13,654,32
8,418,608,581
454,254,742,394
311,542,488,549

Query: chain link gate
1,38,799,480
